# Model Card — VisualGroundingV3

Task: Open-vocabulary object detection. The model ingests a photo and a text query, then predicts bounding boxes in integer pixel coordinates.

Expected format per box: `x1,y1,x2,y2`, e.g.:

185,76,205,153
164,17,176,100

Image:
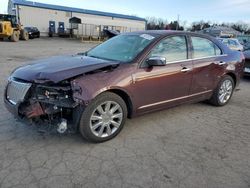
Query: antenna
176,14,180,30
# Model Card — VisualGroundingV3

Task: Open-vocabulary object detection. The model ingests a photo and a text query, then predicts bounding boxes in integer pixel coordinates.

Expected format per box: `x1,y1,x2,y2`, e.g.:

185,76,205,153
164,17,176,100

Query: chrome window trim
139,32,228,68
163,54,228,65
140,54,228,68
138,90,212,110
134,54,228,82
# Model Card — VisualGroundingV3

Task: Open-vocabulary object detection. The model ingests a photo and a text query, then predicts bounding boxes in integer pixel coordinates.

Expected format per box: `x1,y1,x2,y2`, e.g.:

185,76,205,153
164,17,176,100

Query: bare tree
146,17,168,30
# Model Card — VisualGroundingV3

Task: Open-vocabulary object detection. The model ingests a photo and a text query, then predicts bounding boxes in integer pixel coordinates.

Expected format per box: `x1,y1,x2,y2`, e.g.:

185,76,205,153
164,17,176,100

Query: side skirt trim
138,90,212,110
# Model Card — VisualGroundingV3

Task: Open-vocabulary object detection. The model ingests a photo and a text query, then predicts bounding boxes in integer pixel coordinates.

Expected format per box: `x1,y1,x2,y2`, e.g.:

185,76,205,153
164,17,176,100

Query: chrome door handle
218,61,226,66
181,67,192,72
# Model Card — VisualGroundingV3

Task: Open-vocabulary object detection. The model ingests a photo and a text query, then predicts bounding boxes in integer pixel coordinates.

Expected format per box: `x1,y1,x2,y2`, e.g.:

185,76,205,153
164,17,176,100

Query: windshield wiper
88,55,100,59
87,55,120,62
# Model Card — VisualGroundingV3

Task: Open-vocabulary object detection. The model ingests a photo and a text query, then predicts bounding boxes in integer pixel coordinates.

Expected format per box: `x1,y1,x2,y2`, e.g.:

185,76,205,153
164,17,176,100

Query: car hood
12,55,119,83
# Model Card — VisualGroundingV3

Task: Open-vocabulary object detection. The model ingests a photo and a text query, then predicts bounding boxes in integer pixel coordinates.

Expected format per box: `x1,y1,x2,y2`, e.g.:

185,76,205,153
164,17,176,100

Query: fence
74,23,142,40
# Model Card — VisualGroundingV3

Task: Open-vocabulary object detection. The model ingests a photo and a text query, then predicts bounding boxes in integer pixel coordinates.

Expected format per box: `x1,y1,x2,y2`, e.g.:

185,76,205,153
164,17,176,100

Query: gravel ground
0,38,249,188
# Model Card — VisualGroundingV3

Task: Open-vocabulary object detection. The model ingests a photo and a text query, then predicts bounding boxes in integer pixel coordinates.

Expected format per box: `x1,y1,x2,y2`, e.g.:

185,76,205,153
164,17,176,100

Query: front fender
71,66,135,106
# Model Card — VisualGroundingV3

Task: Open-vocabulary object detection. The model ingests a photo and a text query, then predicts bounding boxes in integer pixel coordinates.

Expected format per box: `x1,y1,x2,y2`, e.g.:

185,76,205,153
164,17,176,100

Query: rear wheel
209,75,234,106
10,31,19,42
20,30,29,41
79,92,127,143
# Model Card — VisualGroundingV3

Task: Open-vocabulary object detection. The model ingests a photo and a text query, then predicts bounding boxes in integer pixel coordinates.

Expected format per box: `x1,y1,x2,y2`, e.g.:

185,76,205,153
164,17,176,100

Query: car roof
125,30,232,53
125,30,214,39
227,38,238,41
219,38,239,41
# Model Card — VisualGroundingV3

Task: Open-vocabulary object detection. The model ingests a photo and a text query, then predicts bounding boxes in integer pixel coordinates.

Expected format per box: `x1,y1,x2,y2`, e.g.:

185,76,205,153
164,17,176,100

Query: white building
8,0,146,36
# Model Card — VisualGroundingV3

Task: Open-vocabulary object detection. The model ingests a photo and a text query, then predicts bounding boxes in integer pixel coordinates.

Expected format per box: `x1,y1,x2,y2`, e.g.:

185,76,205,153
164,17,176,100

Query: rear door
189,36,224,94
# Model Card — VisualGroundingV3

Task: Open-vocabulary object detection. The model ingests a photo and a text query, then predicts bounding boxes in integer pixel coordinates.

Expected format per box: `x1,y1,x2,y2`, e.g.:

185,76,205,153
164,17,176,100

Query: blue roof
11,0,146,22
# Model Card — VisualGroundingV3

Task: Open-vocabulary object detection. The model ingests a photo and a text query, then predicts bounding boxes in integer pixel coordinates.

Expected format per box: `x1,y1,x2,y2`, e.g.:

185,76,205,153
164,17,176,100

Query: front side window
191,37,221,58
87,34,155,63
149,36,188,62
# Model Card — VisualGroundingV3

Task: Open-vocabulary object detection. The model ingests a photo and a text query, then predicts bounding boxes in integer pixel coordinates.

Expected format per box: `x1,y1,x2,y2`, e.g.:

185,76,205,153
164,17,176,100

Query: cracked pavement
0,38,249,188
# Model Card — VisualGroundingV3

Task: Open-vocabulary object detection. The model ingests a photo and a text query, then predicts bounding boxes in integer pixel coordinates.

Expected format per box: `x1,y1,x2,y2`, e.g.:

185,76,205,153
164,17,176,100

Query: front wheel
79,92,127,143
10,31,19,42
20,30,29,41
209,75,235,106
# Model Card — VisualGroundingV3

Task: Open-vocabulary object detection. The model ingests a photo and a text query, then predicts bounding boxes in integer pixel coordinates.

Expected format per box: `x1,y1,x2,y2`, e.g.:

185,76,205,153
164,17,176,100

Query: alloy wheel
218,79,233,104
90,101,123,138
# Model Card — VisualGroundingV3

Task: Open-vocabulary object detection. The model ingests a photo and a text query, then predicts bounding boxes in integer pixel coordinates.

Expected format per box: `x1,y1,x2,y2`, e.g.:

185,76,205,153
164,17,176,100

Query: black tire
209,75,235,106
20,30,29,41
11,31,19,42
49,32,53,37
79,92,128,143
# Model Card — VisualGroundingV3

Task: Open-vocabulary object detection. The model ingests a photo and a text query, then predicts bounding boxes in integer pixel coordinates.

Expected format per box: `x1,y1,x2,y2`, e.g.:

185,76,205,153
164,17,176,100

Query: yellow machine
0,14,28,42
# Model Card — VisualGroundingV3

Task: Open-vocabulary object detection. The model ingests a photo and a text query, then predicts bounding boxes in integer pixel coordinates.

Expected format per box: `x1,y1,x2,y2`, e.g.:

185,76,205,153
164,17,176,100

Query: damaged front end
4,55,121,134
4,78,83,134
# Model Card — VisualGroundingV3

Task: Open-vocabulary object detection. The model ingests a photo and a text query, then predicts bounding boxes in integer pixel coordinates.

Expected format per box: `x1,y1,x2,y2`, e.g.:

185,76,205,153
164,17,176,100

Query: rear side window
229,40,237,46
150,36,188,62
191,37,222,58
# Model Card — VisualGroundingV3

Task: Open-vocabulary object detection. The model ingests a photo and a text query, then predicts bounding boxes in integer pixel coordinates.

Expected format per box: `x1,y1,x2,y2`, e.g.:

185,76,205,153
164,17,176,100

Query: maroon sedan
4,31,244,142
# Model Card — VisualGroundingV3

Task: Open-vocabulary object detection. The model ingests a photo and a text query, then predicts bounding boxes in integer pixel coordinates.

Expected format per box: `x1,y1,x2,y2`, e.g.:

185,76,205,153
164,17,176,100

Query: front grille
6,80,32,105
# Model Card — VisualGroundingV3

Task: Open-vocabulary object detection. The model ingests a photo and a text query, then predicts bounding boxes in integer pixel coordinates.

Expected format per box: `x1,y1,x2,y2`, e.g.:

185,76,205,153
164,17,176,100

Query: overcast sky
1,0,250,24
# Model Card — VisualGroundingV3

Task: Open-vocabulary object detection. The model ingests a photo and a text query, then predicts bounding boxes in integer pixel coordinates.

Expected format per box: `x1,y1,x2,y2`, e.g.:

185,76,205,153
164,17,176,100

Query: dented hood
12,55,119,83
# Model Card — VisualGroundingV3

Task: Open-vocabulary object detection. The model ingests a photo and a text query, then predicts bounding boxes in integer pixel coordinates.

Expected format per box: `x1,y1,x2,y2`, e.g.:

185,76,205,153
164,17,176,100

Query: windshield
0,15,17,26
25,27,32,31
87,34,155,62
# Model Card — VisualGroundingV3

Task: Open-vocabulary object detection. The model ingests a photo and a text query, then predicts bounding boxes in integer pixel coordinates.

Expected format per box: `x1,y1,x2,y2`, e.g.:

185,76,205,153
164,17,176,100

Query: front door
132,35,193,114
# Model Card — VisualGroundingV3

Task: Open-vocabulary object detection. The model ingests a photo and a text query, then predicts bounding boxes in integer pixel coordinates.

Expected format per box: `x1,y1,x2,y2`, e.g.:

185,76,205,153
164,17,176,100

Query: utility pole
176,14,180,30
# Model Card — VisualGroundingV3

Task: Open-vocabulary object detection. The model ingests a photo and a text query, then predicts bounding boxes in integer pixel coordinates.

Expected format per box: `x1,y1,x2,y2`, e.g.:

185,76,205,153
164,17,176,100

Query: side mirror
146,57,167,67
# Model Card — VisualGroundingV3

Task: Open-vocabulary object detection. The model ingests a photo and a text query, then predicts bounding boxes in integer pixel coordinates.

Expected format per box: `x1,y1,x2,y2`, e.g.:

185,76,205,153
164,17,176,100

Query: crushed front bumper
4,80,83,134
4,97,19,116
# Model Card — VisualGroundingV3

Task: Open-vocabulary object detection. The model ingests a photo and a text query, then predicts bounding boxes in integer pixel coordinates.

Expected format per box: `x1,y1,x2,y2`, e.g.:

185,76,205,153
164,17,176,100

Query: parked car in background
24,27,40,39
244,50,250,76
217,38,244,51
102,29,120,39
243,41,250,51
4,31,245,142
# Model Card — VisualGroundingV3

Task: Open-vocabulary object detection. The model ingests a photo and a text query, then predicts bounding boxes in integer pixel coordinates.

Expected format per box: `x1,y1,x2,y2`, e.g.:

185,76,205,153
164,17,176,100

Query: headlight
35,85,72,100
